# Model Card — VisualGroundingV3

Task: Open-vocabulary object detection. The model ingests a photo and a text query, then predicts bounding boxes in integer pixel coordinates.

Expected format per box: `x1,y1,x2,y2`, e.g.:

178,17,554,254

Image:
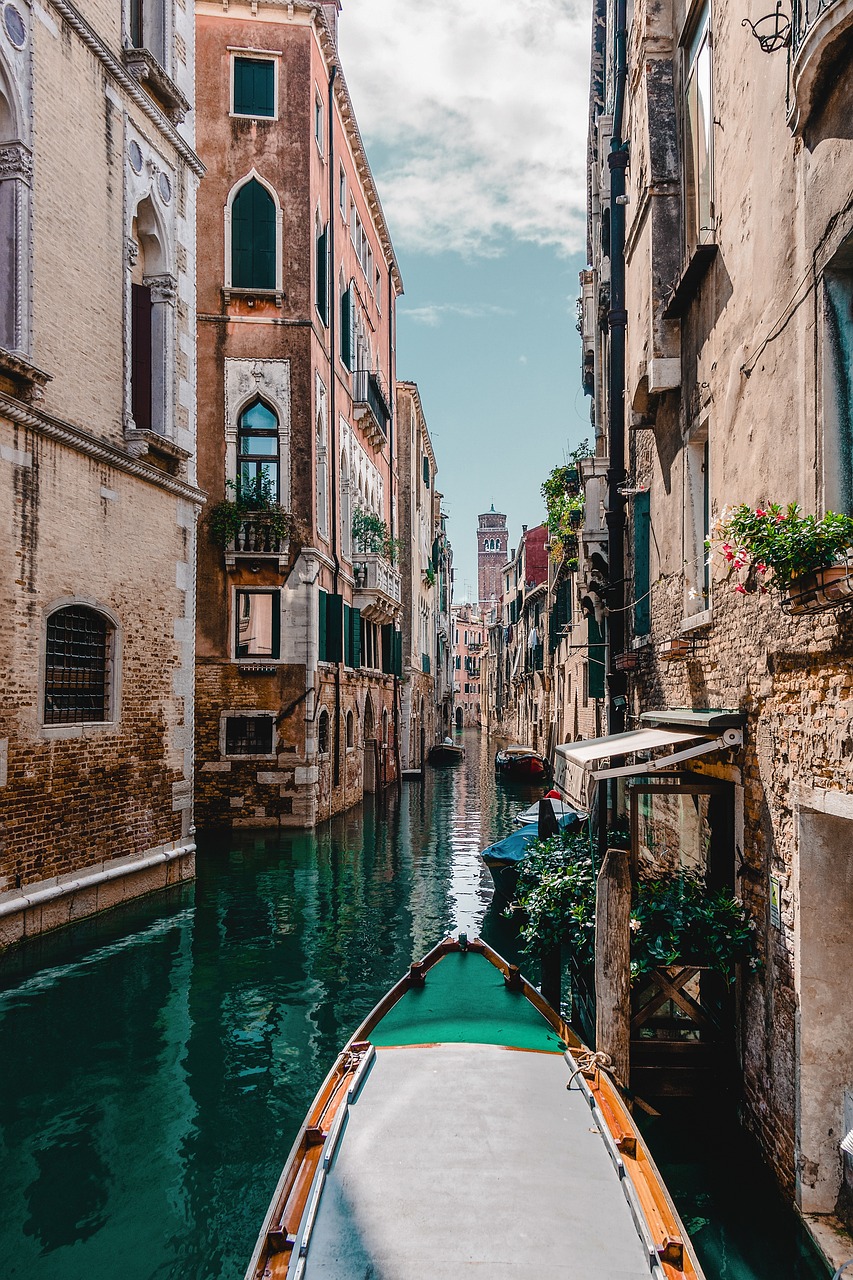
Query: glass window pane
240,401,278,433
240,435,278,456
236,592,277,657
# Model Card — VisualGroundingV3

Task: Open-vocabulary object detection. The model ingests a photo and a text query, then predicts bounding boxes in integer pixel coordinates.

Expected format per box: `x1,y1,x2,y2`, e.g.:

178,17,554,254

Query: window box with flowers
708,503,853,615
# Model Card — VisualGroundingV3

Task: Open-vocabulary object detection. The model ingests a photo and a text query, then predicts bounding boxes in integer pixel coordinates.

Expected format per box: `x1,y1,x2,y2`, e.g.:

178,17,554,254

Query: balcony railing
789,0,853,126
224,513,290,569
792,0,837,51
352,552,402,624
352,369,391,447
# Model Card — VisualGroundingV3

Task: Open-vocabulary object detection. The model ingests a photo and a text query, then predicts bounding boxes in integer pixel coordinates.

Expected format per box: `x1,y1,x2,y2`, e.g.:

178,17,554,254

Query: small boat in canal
244,934,703,1280
494,742,552,781
427,738,464,765
481,806,585,901
513,789,582,826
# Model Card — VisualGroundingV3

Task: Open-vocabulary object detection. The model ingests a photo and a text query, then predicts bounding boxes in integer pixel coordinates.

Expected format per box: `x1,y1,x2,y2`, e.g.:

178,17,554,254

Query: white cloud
337,0,591,258
402,301,514,327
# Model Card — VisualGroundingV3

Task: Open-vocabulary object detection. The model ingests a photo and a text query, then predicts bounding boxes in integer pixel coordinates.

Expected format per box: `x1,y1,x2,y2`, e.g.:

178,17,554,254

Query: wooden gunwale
245,934,703,1280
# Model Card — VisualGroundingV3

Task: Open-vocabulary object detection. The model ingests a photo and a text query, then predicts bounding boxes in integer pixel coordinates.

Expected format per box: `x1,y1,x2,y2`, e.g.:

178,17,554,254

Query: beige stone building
0,0,203,946
396,381,452,768
583,0,853,1254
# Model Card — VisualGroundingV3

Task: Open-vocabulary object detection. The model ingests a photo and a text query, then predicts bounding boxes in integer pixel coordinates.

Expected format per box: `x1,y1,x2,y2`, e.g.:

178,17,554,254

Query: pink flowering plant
708,502,853,595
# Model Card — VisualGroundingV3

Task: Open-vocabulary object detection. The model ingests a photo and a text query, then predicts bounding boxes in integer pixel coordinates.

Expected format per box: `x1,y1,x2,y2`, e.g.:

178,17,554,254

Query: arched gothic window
231,178,276,289
316,395,328,539
0,55,31,355
346,709,355,749
44,606,114,725
318,708,329,755
238,399,279,501
129,194,173,437
340,450,352,560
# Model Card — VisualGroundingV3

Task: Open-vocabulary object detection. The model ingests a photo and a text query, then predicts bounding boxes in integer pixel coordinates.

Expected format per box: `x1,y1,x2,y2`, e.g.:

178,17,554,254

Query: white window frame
229,49,281,122
223,169,284,296
314,87,325,156
683,417,711,621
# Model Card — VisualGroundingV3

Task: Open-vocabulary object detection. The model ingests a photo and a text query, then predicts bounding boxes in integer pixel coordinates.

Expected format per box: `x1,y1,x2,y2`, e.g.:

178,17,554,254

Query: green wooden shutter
316,224,328,323
351,607,362,669
633,490,651,636
381,623,393,674
272,593,281,658
340,285,352,367
318,589,327,662
233,58,275,118
588,614,606,699
326,593,344,663
343,603,352,666
232,179,276,290
394,629,403,676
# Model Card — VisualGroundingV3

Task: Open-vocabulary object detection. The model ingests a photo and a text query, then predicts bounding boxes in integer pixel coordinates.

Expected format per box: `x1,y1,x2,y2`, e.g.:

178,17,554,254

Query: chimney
319,0,340,41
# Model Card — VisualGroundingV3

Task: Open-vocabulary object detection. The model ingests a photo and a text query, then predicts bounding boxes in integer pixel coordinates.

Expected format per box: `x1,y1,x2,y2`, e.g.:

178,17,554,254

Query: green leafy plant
708,502,853,596
207,477,290,549
542,448,592,563
424,564,436,587
352,506,402,563
510,831,758,983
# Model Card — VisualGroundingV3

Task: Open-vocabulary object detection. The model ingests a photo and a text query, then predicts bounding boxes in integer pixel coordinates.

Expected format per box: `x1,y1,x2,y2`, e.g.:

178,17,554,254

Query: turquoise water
0,730,828,1278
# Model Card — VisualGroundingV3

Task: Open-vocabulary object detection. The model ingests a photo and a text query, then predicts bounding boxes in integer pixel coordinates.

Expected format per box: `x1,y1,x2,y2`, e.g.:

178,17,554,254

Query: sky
337,0,593,601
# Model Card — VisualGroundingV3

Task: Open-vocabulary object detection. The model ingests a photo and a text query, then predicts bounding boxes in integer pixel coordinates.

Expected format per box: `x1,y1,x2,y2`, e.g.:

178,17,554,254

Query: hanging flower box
781,558,853,615
659,636,692,662
615,651,639,671
708,502,853,617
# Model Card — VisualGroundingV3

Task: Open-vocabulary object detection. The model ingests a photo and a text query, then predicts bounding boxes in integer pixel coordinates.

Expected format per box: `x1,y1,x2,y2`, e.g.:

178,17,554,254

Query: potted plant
709,502,853,614
207,477,290,550
352,506,401,564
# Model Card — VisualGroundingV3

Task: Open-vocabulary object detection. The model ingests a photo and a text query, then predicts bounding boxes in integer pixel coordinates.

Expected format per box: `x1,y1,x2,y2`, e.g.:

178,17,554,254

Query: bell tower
477,506,508,615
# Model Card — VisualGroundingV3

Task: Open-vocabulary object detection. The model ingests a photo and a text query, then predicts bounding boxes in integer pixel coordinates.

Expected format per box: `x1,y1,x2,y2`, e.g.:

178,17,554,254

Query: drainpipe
328,62,342,790
388,261,402,789
605,0,629,765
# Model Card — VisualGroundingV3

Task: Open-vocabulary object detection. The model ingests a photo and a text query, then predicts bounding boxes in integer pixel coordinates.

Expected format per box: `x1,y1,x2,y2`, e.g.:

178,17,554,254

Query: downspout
605,0,629,765
388,261,402,789
328,62,342,790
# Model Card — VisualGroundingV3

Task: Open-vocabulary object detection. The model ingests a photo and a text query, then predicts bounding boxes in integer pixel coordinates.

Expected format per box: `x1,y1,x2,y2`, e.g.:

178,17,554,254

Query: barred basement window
225,715,274,756
44,606,112,725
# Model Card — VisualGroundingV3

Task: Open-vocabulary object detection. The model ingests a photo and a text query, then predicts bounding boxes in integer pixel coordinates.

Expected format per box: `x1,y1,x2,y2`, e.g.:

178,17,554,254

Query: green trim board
369,951,566,1053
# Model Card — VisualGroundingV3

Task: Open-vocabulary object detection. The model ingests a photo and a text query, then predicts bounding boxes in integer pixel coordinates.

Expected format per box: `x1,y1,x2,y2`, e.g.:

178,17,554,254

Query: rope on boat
566,1049,615,1090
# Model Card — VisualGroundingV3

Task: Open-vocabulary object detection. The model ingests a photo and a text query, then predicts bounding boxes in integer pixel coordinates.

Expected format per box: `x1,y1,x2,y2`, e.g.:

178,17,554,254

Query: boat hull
494,750,551,781
427,744,464,765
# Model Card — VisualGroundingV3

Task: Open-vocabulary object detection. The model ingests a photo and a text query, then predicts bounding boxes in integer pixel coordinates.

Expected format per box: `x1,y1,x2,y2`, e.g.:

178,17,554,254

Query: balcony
352,369,391,449
352,552,401,624
790,0,853,129
224,513,290,571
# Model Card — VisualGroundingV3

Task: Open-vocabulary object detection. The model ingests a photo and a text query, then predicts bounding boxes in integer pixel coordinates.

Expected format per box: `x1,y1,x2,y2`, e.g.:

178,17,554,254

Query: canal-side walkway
0,732,829,1279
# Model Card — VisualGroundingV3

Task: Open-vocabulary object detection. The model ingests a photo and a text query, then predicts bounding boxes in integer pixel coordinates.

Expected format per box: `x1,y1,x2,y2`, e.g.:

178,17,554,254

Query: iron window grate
225,716,274,755
44,607,109,724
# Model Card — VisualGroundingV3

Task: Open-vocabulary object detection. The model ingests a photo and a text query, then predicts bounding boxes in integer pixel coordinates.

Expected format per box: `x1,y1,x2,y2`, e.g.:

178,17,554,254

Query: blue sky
338,0,592,598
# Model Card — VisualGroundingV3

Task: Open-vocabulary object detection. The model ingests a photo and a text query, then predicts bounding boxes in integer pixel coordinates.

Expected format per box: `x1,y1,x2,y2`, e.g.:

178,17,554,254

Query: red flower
756,562,767,574
735,583,747,595
756,507,766,517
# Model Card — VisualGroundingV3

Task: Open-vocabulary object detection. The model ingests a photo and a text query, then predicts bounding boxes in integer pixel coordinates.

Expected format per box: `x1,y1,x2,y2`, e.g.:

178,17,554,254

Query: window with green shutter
233,57,275,118
318,589,328,661
340,282,353,368
231,179,276,290
316,223,328,324
633,490,651,636
350,606,362,669
325,593,344,664
344,603,352,667
587,614,606,699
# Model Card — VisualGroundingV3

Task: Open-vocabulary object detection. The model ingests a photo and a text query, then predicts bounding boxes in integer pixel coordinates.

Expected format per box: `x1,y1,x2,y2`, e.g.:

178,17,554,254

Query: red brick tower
478,506,508,615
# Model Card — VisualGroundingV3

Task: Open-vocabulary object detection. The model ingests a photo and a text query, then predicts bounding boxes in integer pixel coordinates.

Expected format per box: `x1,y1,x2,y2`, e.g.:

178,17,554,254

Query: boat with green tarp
244,934,705,1280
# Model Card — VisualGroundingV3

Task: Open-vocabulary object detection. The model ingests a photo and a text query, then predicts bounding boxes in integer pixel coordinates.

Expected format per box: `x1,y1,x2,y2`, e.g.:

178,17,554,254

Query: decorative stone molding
0,142,32,185
0,346,51,402
224,358,292,510
0,390,204,503
126,237,139,267
121,47,190,124
45,0,204,177
145,272,177,304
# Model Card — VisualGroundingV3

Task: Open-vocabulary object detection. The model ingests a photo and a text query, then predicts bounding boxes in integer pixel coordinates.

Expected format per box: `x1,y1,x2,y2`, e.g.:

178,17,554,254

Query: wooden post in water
594,847,631,1086
540,943,562,1013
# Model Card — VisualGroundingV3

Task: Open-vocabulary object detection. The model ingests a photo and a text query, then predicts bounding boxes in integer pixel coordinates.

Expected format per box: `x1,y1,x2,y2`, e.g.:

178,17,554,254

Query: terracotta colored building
477,506,507,616
193,0,404,827
451,604,483,729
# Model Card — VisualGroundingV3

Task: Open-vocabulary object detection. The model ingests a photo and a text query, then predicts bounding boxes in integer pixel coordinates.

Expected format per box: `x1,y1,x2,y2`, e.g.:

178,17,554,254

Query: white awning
553,725,743,811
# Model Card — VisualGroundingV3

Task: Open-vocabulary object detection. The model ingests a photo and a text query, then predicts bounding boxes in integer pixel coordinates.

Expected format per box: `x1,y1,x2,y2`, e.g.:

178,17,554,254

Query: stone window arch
225,358,291,512
43,602,120,727
316,377,328,539
127,192,175,438
318,707,329,755
340,448,352,560
238,398,279,500
224,171,283,295
346,708,355,749
0,45,32,356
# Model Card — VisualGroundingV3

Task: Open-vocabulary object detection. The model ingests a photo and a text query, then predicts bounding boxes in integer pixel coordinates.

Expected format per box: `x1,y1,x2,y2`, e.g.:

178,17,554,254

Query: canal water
0,730,828,1279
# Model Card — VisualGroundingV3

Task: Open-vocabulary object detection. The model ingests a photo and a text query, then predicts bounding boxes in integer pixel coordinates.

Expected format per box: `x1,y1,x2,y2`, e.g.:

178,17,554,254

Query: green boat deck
369,950,566,1053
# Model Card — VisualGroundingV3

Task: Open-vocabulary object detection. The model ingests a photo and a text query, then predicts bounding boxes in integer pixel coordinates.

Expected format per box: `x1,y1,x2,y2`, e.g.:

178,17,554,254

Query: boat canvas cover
554,727,717,811
287,954,665,1278
481,813,580,867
